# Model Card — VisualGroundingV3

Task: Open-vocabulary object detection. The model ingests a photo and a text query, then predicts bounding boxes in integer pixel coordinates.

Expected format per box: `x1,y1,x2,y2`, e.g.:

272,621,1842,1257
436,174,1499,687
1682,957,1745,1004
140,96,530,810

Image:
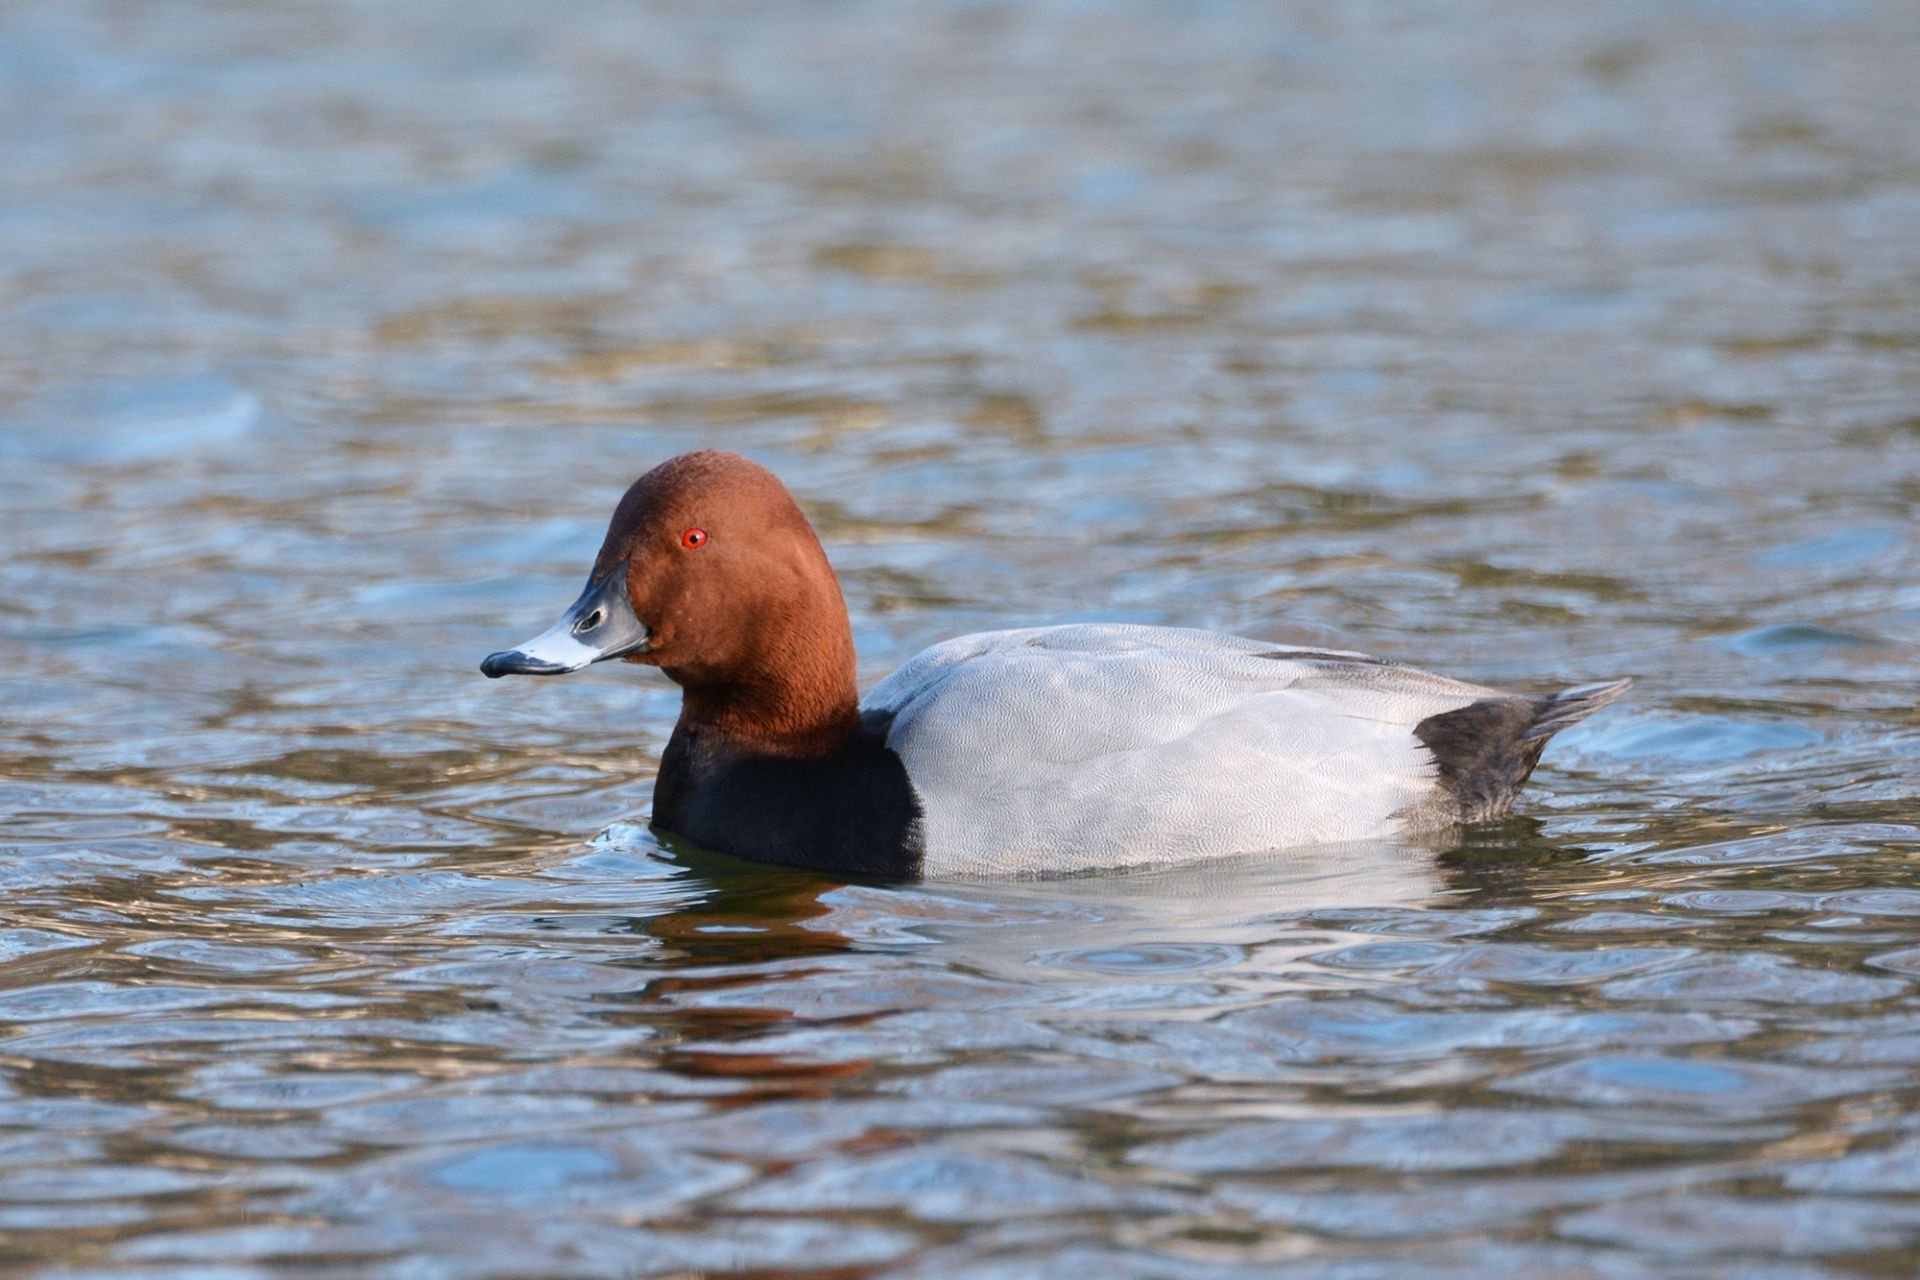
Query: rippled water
5,0,1920,1275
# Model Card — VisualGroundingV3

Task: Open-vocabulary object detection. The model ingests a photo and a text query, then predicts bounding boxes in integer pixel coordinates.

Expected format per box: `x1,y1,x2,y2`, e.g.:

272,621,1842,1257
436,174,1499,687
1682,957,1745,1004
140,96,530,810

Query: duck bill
481,562,650,678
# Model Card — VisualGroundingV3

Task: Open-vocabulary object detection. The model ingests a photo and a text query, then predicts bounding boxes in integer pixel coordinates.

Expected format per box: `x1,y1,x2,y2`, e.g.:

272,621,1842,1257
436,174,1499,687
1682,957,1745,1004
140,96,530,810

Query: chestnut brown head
481,451,859,746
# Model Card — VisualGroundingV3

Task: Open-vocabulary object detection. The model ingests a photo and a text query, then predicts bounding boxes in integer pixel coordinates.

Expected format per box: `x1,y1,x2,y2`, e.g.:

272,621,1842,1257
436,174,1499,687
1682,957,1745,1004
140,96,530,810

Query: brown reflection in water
622,852,879,1102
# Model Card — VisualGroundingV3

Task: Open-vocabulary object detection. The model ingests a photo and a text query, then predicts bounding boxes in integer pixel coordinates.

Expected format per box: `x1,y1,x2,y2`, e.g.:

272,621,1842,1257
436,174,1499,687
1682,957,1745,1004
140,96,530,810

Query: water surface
5,0,1920,1275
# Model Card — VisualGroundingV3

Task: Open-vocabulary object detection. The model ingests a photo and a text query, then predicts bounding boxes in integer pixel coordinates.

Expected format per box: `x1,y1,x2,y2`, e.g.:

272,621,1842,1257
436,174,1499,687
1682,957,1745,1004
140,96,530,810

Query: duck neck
667,629,862,760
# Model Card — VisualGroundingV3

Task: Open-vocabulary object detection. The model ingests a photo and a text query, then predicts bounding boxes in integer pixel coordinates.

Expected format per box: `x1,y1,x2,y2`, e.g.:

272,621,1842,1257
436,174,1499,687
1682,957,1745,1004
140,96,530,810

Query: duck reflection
608,819,1597,1098
611,835,882,1099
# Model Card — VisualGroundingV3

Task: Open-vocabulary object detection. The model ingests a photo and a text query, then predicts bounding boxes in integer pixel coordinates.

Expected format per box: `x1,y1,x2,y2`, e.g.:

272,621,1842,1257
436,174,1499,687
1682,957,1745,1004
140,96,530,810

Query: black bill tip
480,649,571,678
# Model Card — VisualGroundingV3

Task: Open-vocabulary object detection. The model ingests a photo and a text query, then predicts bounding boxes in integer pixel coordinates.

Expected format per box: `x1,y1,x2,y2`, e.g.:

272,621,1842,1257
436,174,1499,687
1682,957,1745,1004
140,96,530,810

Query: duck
481,450,1629,877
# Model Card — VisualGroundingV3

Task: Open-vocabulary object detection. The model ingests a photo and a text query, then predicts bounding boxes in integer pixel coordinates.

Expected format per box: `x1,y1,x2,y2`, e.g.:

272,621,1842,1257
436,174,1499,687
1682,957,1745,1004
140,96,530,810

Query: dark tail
1521,679,1634,743
1415,678,1631,823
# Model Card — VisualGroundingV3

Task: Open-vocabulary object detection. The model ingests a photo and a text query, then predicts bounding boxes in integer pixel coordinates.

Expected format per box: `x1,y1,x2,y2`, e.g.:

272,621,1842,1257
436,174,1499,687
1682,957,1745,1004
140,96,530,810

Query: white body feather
861,624,1502,876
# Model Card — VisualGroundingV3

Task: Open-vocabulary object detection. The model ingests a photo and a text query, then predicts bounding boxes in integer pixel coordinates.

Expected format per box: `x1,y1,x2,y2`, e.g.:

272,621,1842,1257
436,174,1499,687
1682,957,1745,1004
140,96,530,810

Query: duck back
863,624,1622,876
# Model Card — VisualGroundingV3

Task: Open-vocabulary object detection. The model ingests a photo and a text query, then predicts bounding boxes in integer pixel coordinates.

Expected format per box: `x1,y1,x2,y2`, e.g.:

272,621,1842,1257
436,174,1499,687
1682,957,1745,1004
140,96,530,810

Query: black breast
651,710,925,877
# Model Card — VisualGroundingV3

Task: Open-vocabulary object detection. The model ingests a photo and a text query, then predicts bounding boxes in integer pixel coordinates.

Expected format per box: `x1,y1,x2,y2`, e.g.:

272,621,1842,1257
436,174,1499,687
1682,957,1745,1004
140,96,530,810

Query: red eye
681,528,708,549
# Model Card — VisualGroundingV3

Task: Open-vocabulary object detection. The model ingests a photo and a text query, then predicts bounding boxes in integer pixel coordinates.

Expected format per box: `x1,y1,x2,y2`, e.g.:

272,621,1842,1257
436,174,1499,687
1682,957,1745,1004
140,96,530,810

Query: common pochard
482,451,1628,876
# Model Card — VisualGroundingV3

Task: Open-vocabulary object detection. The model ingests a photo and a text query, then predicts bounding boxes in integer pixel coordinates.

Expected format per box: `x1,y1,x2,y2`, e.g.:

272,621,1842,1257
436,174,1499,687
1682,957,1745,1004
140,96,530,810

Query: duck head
481,450,860,751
